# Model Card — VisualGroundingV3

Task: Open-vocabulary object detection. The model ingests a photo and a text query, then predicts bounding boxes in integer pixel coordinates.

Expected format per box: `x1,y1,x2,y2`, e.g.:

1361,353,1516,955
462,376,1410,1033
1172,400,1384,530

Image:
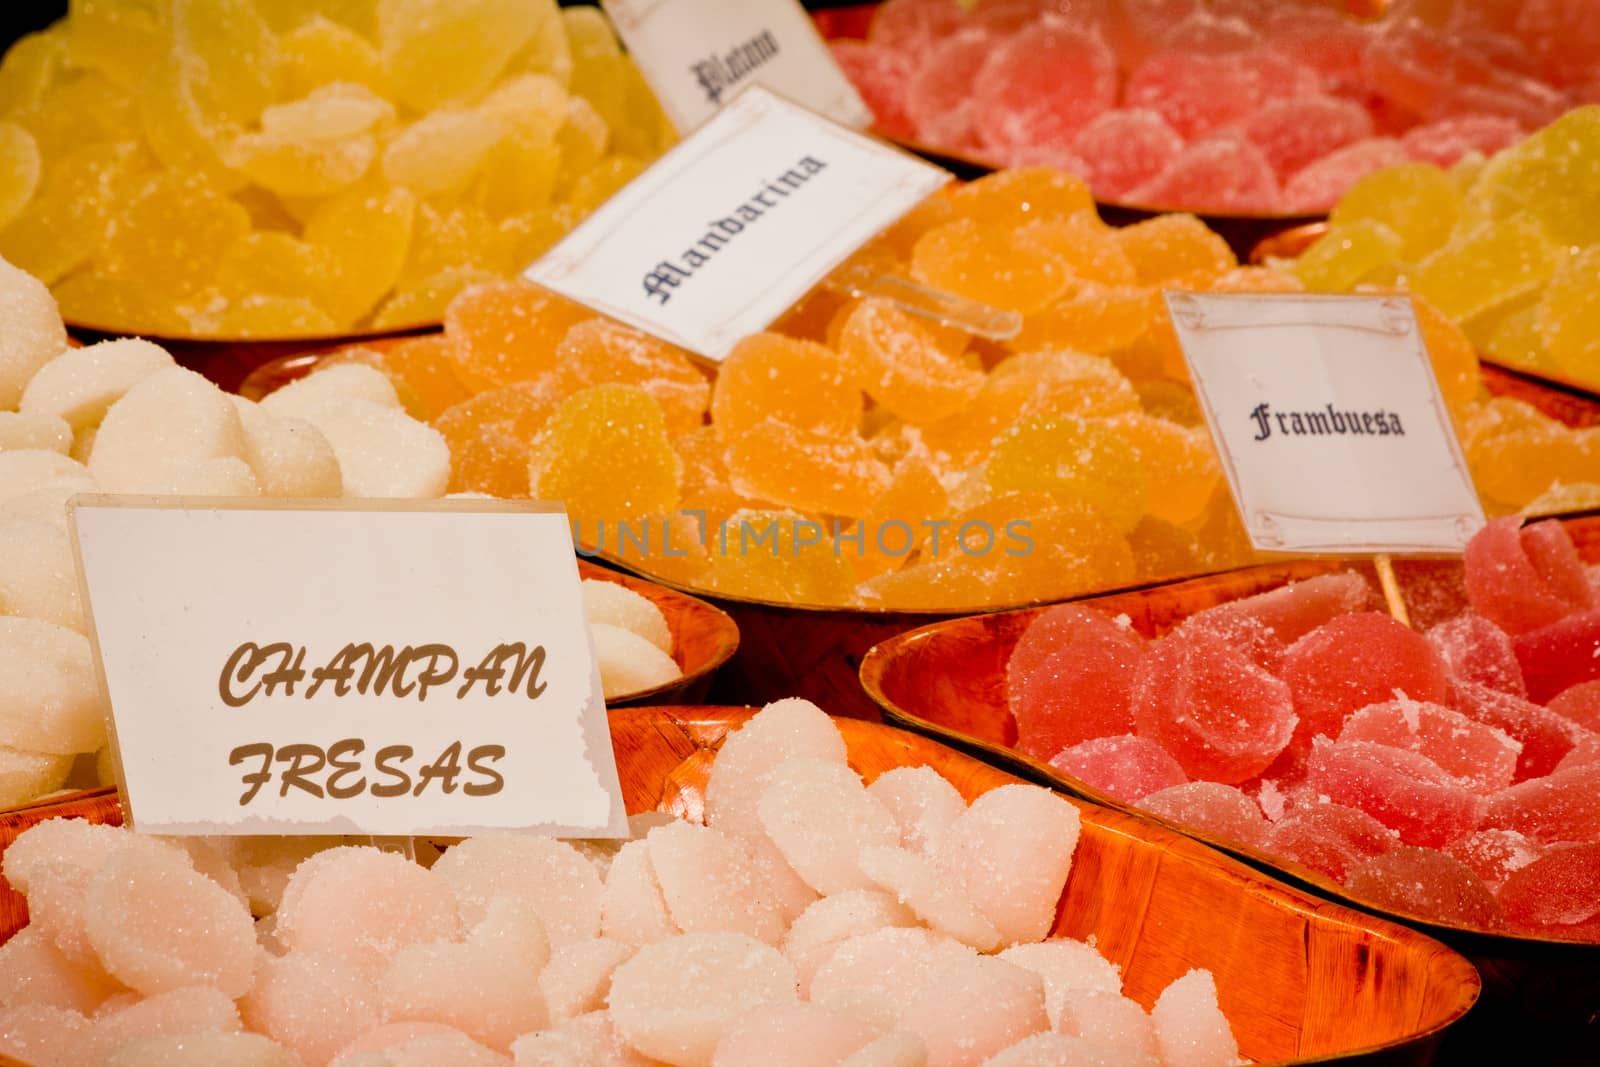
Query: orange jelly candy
909,219,1070,315
1104,412,1221,526
1116,213,1236,287
711,332,860,442
837,299,983,424
701,508,857,605
948,167,1095,228
433,378,568,496
553,318,710,435
443,278,593,391
726,418,892,519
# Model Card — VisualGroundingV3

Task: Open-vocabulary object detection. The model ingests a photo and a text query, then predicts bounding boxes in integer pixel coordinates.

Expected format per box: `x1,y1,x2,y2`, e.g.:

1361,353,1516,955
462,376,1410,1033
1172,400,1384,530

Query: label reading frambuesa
601,0,872,133
68,498,627,839
525,86,949,363
1166,292,1485,553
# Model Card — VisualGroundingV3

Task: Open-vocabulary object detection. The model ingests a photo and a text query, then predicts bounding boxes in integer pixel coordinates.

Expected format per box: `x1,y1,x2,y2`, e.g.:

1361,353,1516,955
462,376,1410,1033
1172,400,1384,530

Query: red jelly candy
1549,681,1600,733
1265,802,1399,882
867,0,967,51
1126,134,1281,214
1345,846,1503,929
1340,699,1520,795
1450,680,1583,781
905,29,995,151
1446,828,1543,890
1242,95,1375,181
1282,612,1451,745
1464,516,1594,637
1008,609,1147,761
1048,734,1187,804
1069,109,1184,202
1555,731,1600,772
1496,844,1600,931
973,19,1117,156
1262,7,1369,94
1513,610,1600,704
1483,763,1600,845
1185,572,1372,663
1427,614,1526,696
1281,138,1410,213
1308,738,1485,849
1401,115,1525,167
1138,782,1268,848
829,42,919,142
1131,629,1295,784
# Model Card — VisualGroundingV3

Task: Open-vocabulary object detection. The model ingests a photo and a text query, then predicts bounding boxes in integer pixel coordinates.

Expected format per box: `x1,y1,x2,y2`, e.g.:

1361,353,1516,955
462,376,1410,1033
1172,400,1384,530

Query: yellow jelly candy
224,88,380,198
615,59,674,159
1009,281,1153,355
259,0,377,35
1291,219,1406,293
51,271,186,335
210,295,336,337
1329,163,1461,262
1103,412,1219,526
702,508,857,606
837,299,983,424
99,171,251,300
1479,305,1554,376
510,2,572,90
20,72,138,161
1409,295,1480,419
726,418,892,519
139,54,244,193
949,167,1094,228
0,140,149,285
1186,485,1256,571
378,0,539,112
711,332,860,444
1468,107,1600,248
1410,214,1561,323
444,278,593,391
1128,517,1203,583
480,73,568,145
65,0,167,91
400,203,508,286
1014,214,1136,285
528,384,682,523
0,31,66,118
214,231,333,310
555,97,610,192
984,413,1146,532
383,109,502,197
910,219,1070,315
304,184,417,326
562,7,625,128
170,0,279,124
1536,244,1600,378
0,123,40,230
475,139,561,219
1524,482,1600,518
567,156,645,216
1117,213,1236,287
280,16,388,98
554,318,710,435
371,267,499,330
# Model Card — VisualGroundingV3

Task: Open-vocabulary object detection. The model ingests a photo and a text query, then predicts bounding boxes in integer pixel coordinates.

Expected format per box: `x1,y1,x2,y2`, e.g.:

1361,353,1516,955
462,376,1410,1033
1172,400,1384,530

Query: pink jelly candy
1159,10,1259,52
1307,738,1485,849
1463,517,1594,636
867,0,967,52
1138,782,1268,847
1513,610,1600,703
1281,138,1411,212
973,19,1118,154
1179,572,1373,672
1242,95,1375,180
1496,843,1600,931
1345,846,1503,929
1124,48,1318,141
1483,763,1600,845
1401,115,1524,166
1101,0,1204,73
1445,828,1544,890
1265,802,1398,882
905,29,995,151
1427,614,1526,696
1007,606,1146,760
1450,680,1584,781
1048,734,1187,804
1263,7,1369,93
1131,628,1295,784
1339,699,1521,795
1549,681,1600,733
274,848,461,974
829,42,918,142
1282,612,1451,745
1069,109,1185,202
1126,134,1282,214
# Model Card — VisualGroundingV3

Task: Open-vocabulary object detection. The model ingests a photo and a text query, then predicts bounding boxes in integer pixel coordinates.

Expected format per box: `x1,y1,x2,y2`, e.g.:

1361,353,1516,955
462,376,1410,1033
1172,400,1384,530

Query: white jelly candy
582,579,671,654
0,617,107,754
0,256,68,410
0,412,72,454
20,338,175,431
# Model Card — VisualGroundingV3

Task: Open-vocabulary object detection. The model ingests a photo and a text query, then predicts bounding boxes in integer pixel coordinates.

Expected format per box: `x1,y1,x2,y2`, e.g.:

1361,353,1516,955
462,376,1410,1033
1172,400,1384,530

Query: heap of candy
0,699,1247,1067
1293,106,1600,409
829,0,1584,214
0,0,671,338
0,255,676,811
1007,516,1600,939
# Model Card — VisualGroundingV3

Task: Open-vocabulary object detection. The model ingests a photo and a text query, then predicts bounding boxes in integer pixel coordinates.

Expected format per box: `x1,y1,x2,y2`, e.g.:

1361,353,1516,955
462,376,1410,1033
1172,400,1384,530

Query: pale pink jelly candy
981,1032,1140,1067
1048,734,1187,804
1484,763,1600,845
599,840,676,949
1177,571,1373,672
904,29,995,151
704,698,847,842
1281,138,1410,213
1007,605,1146,760
1150,969,1239,1067
1446,829,1544,890
1401,116,1524,167
898,955,1049,1067
1346,847,1503,929
972,19,1117,156
1069,109,1184,201
996,940,1122,1029
0,1004,91,1067
809,927,974,1021
335,1030,509,1066
780,890,916,996
858,845,1001,952
430,834,602,945
710,1001,877,1067
1427,614,1527,696
1242,95,1375,181
1265,802,1399,882
758,758,899,896
274,847,461,974
539,938,632,1020
1463,517,1594,636
1339,699,1521,794
1281,612,1450,745
1056,989,1160,1065
645,821,785,945
1137,782,1269,848
866,766,967,856
935,785,1080,946
1549,681,1600,733
1450,680,1583,780
1307,738,1485,849
1127,135,1281,214
829,42,917,142
242,950,385,1065
1131,628,1295,784
1496,844,1600,931
82,845,256,998
0,926,120,1015
1512,610,1600,703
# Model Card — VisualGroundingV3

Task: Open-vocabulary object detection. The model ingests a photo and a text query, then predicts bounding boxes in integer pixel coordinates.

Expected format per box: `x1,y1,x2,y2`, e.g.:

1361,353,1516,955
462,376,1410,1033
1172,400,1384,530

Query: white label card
525,86,949,363
601,0,872,133
1167,293,1485,553
69,498,628,839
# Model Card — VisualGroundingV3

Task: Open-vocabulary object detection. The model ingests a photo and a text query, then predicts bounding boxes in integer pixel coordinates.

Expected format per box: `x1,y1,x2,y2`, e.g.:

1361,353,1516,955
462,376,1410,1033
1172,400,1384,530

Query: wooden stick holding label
1373,554,1412,628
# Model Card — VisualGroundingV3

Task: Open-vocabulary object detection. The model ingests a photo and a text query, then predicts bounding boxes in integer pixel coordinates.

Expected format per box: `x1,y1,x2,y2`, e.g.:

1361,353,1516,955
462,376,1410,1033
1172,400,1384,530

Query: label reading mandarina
1166,292,1484,554
526,86,948,363
68,498,627,839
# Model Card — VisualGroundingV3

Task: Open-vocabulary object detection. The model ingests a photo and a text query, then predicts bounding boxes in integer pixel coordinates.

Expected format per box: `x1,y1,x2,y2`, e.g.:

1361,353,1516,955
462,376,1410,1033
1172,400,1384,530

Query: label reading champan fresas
525,87,949,363
601,0,872,133
1167,292,1485,554
69,498,627,839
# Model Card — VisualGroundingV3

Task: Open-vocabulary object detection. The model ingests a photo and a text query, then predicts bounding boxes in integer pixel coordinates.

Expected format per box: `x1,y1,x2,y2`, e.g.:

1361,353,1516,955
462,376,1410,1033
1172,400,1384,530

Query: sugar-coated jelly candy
528,385,681,525
1048,734,1186,804
1308,738,1484,849
1265,802,1398,882
1007,606,1146,760
1339,699,1520,795
1345,847,1503,929
1281,612,1451,744
1138,782,1268,847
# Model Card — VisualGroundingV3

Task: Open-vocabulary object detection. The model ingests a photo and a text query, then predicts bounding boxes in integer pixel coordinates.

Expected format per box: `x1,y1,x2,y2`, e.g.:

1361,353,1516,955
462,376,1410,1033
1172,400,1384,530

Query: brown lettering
276,744,326,798
230,742,274,805
325,738,366,799
465,745,506,796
